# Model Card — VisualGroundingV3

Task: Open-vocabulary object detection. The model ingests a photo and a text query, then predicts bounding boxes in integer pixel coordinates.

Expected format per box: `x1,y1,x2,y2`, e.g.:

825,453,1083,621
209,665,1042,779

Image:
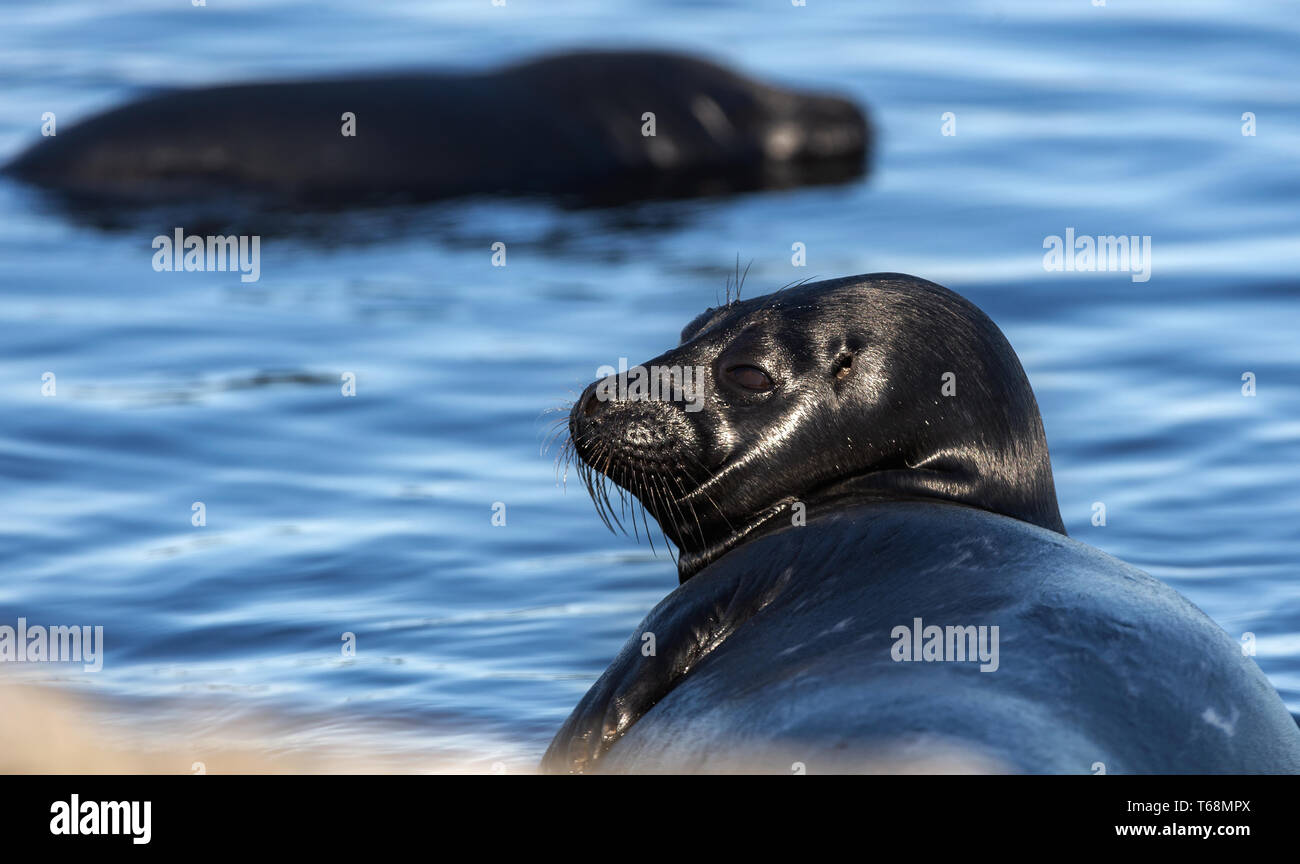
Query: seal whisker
721,255,753,308
575,434,625,536
542,413,573,460
649,472,681,559
596,451,627,535
637,470,659,555
657,462,709,546
671,450,738,536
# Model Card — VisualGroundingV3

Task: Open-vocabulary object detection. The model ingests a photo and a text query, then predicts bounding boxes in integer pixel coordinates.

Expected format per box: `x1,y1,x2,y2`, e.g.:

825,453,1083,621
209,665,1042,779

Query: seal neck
672,465,941,582
673,463,1064,582
675,499,794,583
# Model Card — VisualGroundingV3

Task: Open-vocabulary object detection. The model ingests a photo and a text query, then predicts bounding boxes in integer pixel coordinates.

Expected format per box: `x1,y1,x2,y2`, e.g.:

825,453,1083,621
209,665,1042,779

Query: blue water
1,0,1297,769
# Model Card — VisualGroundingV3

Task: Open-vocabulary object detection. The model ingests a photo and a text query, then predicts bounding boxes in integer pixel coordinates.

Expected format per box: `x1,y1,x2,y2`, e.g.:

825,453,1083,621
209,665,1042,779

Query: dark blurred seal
4,50,869,208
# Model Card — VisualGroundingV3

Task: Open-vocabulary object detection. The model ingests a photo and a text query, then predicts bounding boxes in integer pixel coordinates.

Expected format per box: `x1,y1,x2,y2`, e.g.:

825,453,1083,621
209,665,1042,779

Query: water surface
1,0,1297,769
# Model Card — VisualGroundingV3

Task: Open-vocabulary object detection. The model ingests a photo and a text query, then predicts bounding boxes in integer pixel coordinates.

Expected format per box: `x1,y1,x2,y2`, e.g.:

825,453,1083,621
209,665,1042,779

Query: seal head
568,273,1065,582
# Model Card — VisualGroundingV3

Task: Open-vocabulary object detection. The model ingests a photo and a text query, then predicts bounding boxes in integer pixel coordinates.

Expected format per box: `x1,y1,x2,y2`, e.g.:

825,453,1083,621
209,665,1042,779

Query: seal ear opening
833,353,853,380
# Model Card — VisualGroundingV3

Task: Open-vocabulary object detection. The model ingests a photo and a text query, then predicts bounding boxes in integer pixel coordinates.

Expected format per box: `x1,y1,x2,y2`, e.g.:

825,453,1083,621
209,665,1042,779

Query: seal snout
762,90,869,165
569,364,699,464
806,94,870,159
565,357,714,546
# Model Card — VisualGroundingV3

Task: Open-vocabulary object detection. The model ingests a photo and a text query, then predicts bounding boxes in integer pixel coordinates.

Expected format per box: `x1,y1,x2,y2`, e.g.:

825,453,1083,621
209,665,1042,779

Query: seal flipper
541,558,795,773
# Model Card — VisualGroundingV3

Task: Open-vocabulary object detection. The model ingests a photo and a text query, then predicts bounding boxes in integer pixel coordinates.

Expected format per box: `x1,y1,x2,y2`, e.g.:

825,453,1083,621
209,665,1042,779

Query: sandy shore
0,682,500,774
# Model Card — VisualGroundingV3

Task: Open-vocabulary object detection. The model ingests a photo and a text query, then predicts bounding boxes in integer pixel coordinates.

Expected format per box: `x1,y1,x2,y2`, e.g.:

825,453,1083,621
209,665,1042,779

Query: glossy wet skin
568,273,1066,581
550,274,1300,775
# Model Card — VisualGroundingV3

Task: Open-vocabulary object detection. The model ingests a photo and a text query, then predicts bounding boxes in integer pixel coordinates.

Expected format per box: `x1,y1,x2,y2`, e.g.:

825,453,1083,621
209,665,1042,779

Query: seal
3,50,868,207
543,273,1300,773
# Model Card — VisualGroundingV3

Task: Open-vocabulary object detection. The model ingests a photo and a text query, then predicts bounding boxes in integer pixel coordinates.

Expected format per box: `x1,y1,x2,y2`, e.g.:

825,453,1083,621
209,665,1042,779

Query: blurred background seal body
3,50,869,207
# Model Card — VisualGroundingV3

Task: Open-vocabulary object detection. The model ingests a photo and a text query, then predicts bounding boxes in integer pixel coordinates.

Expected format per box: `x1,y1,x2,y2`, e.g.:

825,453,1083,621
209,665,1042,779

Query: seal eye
725,364,774,392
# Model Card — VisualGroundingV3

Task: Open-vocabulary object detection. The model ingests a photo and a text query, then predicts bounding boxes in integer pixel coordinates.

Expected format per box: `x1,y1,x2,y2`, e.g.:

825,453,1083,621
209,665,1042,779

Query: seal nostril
582,389,601,417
